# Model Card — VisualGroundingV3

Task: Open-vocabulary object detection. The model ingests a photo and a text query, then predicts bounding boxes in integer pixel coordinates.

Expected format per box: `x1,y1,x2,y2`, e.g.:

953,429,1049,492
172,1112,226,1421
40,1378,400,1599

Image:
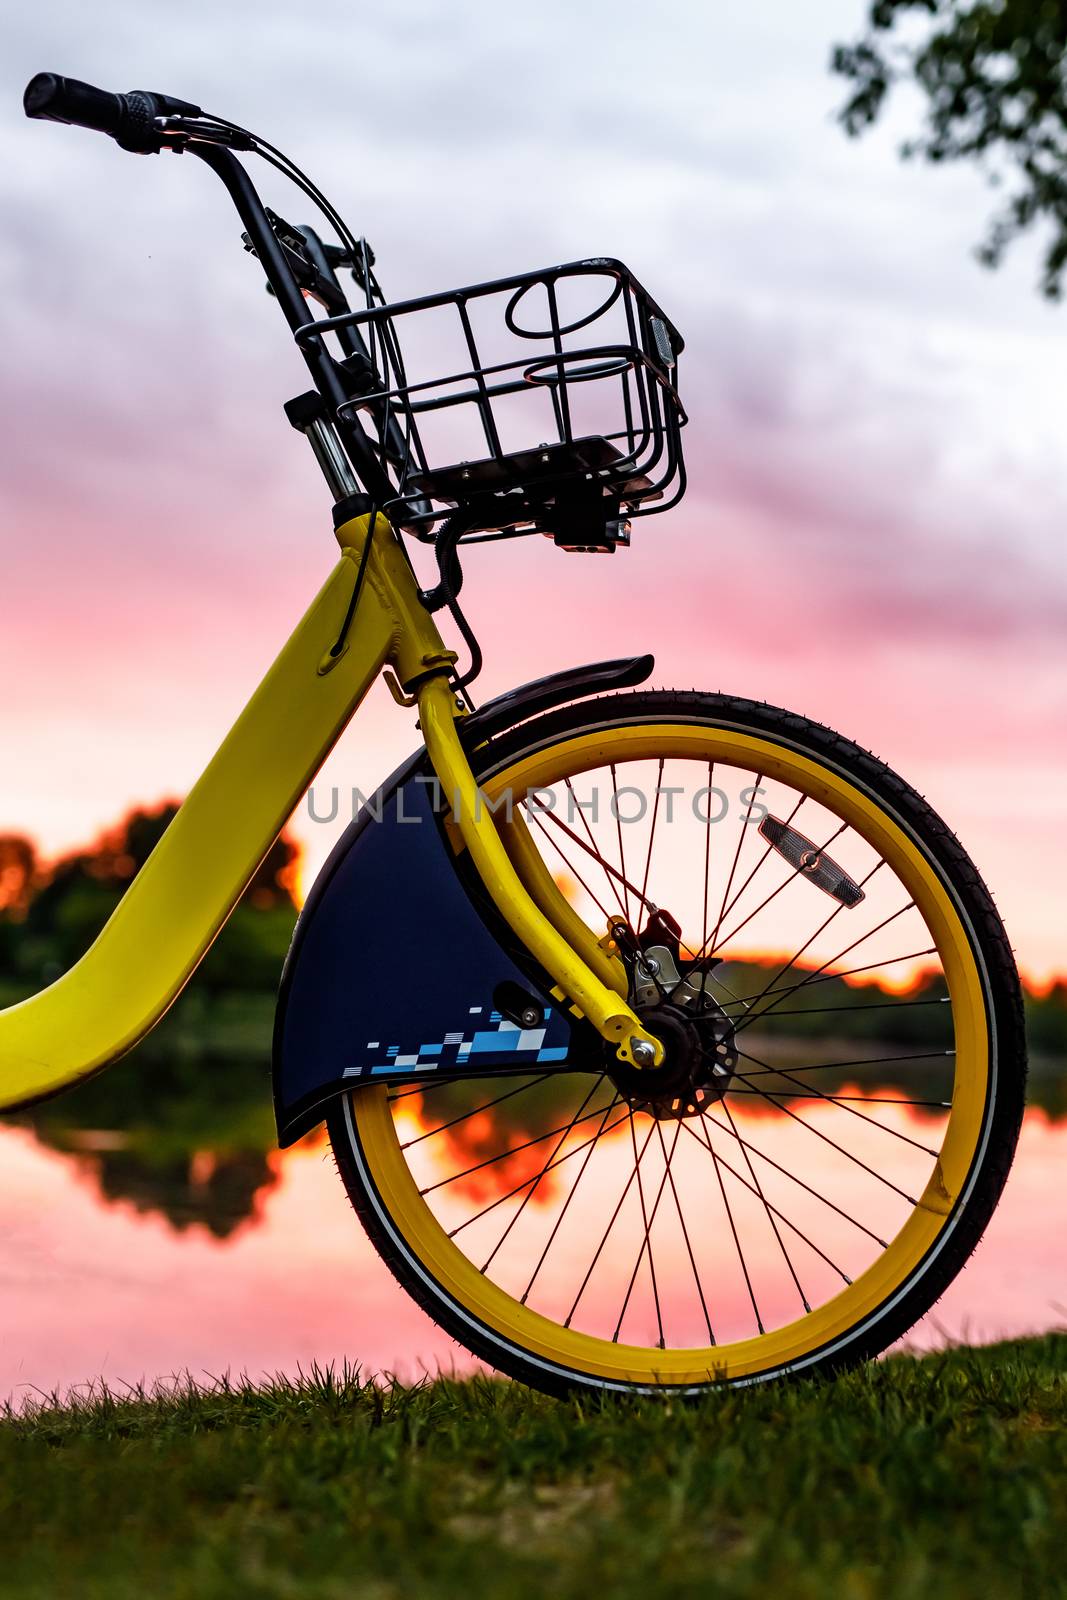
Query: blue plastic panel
272,763,581,1144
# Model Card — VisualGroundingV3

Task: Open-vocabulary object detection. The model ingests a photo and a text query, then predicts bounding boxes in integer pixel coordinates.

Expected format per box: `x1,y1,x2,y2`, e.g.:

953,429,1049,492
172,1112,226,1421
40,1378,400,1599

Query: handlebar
23,73,202,153
22,72,404,514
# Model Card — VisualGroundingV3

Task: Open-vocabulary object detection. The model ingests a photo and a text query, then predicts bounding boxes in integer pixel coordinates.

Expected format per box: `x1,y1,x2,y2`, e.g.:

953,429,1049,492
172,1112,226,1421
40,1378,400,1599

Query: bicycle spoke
401,1074,553,1149
706,793,807,955
524,802,616,925
716,947,934,1011
721,1095,810,1313
691,1113,764,1333
565,1115,657,1327
723,825,870,985
448,1105,634,1238
713,949,940,1010
700,759,714,956
685,1117,854,1285
530,801,652,918
564,776,628,920
727,1087,951,1108
519,1093,622,1304
734,1048,956,1078
698,1108,889,1247
718,1076,919,1204
388,1077,484,1103
639,757,665,911
694,967,754,1016
724,996,949,1021
610,763,631,925
654,1117,716,1343
612,1113,674,1345
420,1094,616,1196
734,886,913,1035
732,1047,940,1154
700,773,762,959
480,1077,606,1272
712,820,849,955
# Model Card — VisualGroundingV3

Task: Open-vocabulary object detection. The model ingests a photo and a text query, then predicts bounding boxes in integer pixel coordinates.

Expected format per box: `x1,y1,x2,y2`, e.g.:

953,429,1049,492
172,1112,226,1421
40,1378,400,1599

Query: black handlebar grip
24,76,203,153
24,73,126,136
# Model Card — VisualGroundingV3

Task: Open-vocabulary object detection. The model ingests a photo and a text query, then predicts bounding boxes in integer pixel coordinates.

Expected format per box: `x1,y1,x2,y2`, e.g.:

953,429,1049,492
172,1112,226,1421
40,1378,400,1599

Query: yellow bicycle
5,74,1026,1396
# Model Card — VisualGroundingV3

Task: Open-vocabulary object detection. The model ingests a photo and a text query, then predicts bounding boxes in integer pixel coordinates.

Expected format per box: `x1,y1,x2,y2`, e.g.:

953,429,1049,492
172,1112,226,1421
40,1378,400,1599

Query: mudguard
272,655,653,1146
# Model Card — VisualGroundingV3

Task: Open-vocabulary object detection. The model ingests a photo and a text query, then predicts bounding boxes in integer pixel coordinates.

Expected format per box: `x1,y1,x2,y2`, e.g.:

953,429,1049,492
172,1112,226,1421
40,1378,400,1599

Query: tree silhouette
2,802,301,984
0,835,37,915
44,802,299,905
833,2,1067,296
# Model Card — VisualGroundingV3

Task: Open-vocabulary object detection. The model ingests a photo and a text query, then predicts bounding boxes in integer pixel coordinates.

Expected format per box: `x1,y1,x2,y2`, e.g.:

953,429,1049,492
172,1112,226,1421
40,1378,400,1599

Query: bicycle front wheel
328,691,1025,1395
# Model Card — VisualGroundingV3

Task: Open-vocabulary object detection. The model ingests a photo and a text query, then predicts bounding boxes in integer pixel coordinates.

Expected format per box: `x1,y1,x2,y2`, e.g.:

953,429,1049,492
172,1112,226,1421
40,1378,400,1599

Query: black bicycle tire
327,689,1027,1396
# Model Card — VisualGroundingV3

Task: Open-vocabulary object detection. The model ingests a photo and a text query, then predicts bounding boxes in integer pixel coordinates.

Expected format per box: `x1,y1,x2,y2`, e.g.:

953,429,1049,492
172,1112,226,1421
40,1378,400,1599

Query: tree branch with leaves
833,2,1067,297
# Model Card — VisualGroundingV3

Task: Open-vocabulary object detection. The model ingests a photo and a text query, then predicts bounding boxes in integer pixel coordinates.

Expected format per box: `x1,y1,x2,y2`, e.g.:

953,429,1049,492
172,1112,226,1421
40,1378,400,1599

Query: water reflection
0,1095,1062,1406
392,1082,950,1349
58,1138,278,1240
7,957,1063,1247
0,953,1062,1400
16,1047,278,1238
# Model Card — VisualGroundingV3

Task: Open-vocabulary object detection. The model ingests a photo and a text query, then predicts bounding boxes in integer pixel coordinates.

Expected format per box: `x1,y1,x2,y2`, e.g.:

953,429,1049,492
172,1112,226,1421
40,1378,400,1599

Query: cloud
1,0,1064,979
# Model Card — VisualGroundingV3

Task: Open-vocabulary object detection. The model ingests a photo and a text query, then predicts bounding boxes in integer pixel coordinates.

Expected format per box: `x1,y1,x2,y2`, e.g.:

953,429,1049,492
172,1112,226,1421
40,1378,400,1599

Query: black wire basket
297,258,687,550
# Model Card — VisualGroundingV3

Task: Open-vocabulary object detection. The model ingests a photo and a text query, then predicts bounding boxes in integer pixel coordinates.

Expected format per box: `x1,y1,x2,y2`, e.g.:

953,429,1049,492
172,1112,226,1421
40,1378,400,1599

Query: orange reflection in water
419,1105,563,1207
399,1091,952,1349
0,1105,1062,1407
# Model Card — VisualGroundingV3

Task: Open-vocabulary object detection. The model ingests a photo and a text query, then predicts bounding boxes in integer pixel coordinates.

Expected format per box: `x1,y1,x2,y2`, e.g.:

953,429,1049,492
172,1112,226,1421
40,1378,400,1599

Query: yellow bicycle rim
347,720,991,1387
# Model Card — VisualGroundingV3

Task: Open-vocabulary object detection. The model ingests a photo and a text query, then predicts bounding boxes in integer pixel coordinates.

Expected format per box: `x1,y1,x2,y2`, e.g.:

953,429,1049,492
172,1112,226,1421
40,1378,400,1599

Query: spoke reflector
759,816,865,907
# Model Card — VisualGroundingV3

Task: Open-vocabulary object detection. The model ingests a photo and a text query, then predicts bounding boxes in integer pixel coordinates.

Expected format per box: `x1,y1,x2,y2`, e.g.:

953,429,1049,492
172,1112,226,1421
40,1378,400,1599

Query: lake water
1,1100,1062,1406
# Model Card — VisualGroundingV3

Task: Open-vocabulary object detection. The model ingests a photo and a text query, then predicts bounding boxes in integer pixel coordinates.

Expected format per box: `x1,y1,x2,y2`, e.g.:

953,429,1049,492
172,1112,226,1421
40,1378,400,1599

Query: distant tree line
0,803,300,997
0,804,301,1235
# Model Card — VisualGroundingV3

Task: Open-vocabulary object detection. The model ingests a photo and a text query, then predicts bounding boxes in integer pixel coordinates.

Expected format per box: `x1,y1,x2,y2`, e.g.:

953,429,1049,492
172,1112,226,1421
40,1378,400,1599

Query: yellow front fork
418,674,662,1069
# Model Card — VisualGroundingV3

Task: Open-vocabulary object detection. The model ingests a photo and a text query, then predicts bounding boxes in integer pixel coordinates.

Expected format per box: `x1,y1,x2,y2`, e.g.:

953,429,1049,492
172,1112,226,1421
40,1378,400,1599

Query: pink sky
1,1,1064,982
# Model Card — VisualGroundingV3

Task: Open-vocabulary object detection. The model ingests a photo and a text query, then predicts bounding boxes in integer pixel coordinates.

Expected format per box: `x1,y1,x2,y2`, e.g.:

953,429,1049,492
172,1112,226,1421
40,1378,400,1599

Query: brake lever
154,115,256,152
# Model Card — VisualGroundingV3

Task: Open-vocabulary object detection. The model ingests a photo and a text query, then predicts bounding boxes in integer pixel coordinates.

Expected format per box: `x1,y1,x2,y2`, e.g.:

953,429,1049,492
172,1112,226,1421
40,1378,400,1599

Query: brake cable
161,112,484,696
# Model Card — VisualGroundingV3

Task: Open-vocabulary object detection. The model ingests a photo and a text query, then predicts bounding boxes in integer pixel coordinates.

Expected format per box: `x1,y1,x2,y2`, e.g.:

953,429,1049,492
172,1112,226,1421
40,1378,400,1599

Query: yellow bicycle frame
0,512,662,1114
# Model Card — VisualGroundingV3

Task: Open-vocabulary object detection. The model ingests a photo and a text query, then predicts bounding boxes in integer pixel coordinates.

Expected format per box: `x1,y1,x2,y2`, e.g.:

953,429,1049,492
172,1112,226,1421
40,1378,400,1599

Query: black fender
272,655,653,1146
458,653,653,744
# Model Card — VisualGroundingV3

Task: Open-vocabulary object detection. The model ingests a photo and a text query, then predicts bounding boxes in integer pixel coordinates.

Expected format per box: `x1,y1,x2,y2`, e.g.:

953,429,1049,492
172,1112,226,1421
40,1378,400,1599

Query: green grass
1,1336,1063,1599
